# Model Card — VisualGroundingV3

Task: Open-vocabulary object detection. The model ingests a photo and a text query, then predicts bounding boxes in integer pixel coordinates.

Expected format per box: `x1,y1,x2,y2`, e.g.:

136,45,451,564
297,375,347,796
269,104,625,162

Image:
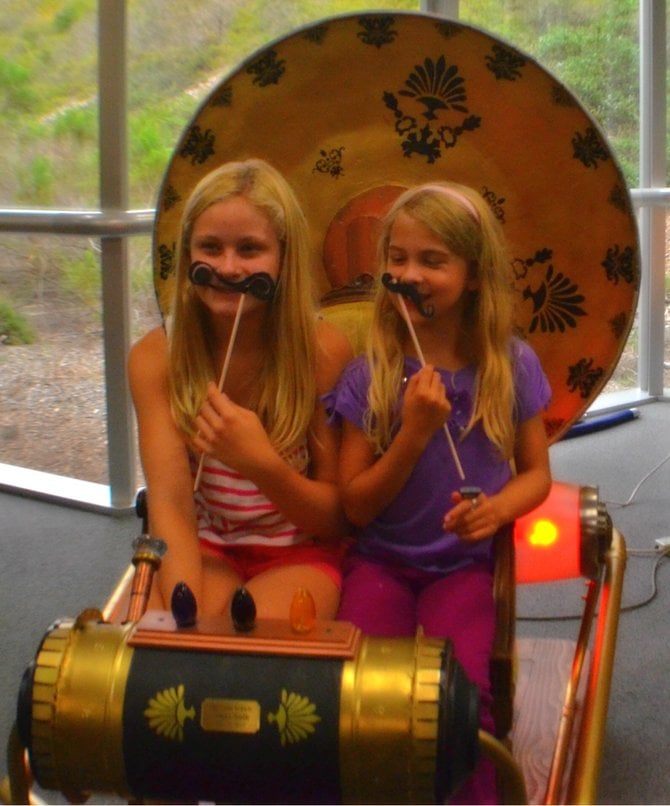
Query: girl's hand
400,365,451,445
443,489,501,542
192,382,275,474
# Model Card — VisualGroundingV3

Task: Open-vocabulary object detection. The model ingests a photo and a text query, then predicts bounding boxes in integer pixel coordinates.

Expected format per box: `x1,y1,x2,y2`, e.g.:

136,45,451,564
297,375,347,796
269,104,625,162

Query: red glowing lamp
514,481,612,583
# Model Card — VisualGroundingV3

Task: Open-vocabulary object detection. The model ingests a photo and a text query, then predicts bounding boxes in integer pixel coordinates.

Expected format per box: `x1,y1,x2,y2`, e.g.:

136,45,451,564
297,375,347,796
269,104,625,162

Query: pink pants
337,555,498,804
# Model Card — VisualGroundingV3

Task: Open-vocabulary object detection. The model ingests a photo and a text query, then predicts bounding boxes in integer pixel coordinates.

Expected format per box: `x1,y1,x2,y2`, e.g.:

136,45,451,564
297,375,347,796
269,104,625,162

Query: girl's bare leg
140,557,338,622
200,551,245,617
246,564,340,621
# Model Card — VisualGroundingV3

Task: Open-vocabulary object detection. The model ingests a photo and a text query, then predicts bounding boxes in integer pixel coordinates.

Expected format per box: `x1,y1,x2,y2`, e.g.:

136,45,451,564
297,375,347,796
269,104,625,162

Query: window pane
462,0,641,395
126,0,420,208
0,233,159,486
666,214,670,391
0,234,107,482
130,234,162,340
129,234,163,490
0,2,98,208
461,0,639,187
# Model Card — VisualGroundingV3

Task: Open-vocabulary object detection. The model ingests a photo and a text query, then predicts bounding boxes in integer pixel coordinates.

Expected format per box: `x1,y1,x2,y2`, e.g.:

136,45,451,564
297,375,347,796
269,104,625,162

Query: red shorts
200,538,345,589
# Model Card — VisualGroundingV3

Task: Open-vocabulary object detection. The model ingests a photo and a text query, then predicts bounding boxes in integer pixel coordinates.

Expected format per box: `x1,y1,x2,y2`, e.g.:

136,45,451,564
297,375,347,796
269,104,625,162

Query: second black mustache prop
381,272,434,318
189,261,276,302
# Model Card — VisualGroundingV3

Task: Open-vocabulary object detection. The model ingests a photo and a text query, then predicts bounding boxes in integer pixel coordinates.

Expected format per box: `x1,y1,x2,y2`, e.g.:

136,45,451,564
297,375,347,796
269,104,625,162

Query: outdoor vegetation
0,0,658,482
0,0,644,327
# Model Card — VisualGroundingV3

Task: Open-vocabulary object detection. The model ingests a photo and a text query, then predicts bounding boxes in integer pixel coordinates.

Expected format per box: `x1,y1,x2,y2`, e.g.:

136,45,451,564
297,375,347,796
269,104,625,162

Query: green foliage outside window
0,0,645,212
0,297,36,345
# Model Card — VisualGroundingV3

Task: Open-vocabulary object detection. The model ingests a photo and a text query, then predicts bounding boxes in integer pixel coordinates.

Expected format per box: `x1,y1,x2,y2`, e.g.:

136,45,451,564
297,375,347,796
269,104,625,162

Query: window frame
0,0,666,512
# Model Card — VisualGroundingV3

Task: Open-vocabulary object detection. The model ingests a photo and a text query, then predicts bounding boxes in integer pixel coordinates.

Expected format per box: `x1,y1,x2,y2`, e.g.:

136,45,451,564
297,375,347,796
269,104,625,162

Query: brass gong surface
153,11,639,441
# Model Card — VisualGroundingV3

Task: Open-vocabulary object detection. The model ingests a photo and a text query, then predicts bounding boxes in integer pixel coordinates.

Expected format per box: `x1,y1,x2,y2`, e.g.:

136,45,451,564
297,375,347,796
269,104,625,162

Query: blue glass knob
231,586,256,632
171,581,197,628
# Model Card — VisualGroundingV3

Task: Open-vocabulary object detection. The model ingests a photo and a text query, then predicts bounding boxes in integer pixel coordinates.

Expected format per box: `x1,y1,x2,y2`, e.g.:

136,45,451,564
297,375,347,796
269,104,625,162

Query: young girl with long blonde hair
328,181,552,803
129,158,351,619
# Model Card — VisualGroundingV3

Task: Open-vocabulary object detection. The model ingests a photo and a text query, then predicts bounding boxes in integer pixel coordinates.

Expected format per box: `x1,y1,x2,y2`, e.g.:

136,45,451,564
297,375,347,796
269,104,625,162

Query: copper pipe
566,528,627,804
125,561,156,623
123,537,167,624
543,576,601,803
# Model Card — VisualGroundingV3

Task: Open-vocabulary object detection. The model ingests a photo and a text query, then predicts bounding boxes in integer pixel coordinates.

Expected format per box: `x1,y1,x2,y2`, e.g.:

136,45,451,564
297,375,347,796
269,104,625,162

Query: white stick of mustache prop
193,294,246,492
397,294,466,481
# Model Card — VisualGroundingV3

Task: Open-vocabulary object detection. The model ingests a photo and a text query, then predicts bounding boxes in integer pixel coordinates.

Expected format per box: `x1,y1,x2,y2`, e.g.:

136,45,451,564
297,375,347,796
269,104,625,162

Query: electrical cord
604,449,670,508
619,547,670,612
517,545,670,621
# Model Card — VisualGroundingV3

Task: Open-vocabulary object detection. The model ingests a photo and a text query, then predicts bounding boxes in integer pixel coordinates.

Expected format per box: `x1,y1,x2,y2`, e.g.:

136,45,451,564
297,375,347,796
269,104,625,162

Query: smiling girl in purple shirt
327,182,552,804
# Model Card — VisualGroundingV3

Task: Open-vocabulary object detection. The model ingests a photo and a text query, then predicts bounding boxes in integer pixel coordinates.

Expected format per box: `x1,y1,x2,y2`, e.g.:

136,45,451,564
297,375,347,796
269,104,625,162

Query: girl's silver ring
471,497,479,510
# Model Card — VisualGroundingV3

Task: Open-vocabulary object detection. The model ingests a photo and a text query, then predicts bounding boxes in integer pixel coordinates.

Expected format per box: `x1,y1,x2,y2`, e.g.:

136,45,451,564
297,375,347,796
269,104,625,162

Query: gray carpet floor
1,400,669,804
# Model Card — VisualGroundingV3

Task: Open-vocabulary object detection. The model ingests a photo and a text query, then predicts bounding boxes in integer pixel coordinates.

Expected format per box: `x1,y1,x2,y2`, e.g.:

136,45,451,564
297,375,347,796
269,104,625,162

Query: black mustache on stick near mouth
381,272,434,318
188,262,276,302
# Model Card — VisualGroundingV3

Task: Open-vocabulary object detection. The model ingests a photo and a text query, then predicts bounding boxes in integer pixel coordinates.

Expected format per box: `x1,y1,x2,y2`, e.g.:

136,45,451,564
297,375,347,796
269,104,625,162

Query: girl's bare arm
128,327,204,606
339,366,450,527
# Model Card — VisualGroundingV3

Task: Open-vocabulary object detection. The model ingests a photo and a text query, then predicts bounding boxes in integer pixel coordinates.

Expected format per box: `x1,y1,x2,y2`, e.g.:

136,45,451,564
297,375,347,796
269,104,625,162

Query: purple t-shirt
327,338,551,574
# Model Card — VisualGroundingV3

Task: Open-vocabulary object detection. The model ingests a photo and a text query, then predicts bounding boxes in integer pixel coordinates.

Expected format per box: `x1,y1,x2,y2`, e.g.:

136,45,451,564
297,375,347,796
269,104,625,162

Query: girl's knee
247,564,340,620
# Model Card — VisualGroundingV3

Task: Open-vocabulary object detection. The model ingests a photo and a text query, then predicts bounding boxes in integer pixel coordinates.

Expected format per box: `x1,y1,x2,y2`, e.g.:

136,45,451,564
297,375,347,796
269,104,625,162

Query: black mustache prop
188,262,276,302
381,272,434,318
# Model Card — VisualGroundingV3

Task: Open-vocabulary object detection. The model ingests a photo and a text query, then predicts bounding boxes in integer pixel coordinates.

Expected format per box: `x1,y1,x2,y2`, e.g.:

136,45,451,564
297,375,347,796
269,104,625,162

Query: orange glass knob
289,587,316,634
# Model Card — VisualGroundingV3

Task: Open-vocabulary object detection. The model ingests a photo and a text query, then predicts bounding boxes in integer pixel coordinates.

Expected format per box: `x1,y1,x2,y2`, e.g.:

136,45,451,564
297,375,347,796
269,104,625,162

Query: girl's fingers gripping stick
193,293,246,492
396,294,466,481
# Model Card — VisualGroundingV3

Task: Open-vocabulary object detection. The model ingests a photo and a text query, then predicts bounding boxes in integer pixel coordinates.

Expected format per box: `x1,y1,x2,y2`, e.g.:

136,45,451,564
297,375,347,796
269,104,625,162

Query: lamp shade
514,481,611,583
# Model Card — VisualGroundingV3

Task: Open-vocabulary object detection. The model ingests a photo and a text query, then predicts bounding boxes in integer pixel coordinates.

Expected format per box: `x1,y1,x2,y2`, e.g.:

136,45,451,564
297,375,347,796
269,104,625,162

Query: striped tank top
192,442,311,549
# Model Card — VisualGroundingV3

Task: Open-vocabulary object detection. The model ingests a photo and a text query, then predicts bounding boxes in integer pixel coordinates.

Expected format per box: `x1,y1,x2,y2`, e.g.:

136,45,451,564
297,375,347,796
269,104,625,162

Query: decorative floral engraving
246,49,286,87
609,311,628,340
210,85,233,107
567,357,604,399
551,84,576,107
485,44,526,81
144,684,196,742
608,183,630,213
314,146,345,179
511,248,553,282
399,55,468,118
157,242,176,281
304,24,328,44
179,125,215,165
162,184,181,212
357,15,398,48
481,186,506,223
267,689,321,747
434,21,462,40
522,264,587,334
383,56,481,164
544,418,566,440
602,244,637,285
572,126,609,168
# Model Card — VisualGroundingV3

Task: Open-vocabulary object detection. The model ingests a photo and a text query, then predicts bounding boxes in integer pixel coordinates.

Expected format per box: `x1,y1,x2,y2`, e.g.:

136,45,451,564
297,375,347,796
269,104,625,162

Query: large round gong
153,11,640,442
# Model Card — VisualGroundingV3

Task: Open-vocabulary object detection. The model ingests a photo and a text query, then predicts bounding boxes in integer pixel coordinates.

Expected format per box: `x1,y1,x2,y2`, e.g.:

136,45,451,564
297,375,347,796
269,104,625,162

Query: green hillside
0,0,641,212
0,0,422,209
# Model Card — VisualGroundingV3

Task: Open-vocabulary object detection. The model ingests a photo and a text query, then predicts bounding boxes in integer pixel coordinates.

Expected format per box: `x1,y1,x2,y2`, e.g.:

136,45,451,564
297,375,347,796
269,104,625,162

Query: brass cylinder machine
13,536,480,804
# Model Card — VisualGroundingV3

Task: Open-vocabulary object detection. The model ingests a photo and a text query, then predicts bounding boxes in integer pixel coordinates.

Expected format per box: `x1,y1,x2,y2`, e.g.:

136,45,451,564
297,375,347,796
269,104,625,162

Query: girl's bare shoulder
128,326,168,384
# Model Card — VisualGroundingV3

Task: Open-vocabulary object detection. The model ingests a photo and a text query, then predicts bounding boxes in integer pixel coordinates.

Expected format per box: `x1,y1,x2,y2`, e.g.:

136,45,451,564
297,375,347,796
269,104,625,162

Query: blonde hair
366,181,516,457
168,158,316,458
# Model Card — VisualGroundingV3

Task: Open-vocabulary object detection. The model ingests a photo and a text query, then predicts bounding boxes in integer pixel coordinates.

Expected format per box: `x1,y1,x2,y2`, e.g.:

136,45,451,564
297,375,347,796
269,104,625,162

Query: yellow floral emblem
144,684,196,741
267,689,321,746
